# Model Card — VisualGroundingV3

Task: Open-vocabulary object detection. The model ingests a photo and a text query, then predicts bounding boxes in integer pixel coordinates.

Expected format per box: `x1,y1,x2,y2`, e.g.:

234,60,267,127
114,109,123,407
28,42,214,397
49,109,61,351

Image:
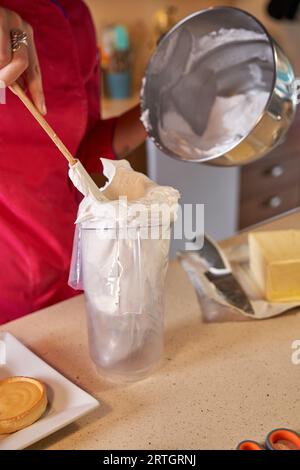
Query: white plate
0,332,99,450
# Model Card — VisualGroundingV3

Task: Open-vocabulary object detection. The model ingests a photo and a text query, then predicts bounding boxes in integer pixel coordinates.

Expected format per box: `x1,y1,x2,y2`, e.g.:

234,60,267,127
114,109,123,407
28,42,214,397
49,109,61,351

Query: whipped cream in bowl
140,7,287,166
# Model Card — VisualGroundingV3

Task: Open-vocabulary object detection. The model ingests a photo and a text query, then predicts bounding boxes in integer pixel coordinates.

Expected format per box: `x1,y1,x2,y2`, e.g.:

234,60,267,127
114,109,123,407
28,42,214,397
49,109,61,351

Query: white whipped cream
154,27,273,159
141,109,151,132
160,90,270,159
185,28,270,73
69,158,180,227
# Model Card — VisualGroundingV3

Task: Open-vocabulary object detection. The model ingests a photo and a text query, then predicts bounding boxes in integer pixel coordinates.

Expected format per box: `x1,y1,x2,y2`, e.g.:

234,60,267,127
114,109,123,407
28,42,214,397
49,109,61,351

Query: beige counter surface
1,211,300,450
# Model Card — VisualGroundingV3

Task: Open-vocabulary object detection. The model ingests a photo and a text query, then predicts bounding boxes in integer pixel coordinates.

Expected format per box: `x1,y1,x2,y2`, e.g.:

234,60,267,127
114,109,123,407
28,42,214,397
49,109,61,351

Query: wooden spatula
9,82,77,166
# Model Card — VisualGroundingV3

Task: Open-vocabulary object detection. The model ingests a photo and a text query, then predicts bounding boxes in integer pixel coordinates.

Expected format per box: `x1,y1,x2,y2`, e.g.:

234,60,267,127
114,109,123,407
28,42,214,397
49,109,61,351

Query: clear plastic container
79,224,171,382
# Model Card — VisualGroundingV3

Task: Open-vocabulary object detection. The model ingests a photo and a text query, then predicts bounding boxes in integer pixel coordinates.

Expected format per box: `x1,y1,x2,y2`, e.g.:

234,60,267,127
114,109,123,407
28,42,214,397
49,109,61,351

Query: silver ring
11,30,28,53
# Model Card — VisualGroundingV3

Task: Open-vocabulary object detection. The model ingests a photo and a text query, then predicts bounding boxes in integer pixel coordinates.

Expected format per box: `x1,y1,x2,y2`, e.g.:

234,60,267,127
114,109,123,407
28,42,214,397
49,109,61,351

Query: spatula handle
9,82,77,166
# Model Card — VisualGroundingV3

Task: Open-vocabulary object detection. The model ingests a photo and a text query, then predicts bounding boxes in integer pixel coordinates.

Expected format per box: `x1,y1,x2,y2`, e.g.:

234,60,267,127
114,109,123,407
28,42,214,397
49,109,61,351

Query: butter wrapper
179,241,300,322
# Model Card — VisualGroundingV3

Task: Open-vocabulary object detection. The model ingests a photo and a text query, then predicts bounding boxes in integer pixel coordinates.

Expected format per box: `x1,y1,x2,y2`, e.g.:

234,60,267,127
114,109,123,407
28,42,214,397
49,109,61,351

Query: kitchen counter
1,210,300,450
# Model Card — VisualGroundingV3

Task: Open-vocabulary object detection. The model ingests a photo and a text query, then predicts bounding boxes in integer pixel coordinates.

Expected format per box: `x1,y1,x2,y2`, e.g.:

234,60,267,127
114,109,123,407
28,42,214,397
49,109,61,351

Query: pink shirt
0,0,116,323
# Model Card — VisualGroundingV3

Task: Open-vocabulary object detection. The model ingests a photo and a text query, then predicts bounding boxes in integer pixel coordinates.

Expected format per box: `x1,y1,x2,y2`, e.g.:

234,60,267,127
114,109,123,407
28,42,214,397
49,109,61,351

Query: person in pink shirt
0,0,146,324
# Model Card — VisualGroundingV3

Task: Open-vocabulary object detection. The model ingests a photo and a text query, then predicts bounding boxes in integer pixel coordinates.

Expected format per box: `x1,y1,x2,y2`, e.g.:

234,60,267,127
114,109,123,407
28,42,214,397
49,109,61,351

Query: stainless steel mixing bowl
141,6,297,166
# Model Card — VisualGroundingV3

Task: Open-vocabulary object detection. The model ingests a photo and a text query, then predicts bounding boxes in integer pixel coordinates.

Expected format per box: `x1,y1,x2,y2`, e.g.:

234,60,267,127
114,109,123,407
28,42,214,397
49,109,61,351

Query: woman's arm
113,104,147,158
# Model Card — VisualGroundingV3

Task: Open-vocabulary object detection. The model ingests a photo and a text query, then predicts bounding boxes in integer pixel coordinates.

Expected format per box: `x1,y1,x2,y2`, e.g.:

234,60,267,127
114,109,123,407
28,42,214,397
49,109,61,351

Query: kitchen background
85,0,300,252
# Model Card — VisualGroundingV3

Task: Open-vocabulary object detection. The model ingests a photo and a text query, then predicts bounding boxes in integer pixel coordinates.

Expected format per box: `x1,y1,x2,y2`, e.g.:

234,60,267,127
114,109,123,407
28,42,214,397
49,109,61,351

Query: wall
233,0,300,74
85,0,234,91
85,0,300,89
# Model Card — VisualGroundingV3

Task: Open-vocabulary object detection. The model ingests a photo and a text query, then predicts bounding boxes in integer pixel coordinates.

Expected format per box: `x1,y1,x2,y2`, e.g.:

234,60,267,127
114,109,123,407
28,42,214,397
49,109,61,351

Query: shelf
101,92,140,119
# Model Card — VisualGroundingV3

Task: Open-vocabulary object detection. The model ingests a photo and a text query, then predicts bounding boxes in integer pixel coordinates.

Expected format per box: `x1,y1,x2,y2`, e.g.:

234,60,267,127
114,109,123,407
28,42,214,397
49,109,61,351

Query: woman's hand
0,7,46,114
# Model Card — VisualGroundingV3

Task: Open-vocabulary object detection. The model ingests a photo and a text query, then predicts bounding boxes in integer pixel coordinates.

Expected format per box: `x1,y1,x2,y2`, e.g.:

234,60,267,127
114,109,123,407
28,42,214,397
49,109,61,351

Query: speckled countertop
1,211,300,450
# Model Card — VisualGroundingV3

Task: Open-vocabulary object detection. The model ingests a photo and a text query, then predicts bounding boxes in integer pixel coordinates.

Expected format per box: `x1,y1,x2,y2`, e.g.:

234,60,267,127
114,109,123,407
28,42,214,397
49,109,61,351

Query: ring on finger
10,29,28,53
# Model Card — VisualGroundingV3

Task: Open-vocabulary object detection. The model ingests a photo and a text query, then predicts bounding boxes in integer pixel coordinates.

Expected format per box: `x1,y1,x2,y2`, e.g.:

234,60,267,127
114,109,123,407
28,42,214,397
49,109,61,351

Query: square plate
0,332,99,450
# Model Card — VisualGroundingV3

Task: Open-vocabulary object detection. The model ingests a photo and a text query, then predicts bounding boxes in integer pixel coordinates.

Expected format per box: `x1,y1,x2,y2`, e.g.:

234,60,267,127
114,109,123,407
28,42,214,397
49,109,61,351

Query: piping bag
68,158,180,369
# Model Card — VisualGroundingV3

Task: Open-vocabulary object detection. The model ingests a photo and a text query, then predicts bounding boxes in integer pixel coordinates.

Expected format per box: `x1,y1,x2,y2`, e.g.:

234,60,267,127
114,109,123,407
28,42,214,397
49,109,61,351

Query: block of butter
249,230,300,302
